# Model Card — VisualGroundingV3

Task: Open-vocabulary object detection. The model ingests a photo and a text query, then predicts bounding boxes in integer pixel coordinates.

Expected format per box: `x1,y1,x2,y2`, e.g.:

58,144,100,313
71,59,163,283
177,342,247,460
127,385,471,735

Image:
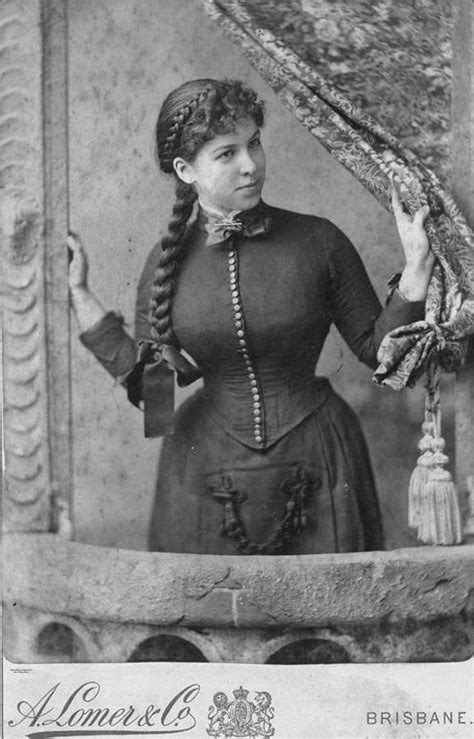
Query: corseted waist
201,374,333,450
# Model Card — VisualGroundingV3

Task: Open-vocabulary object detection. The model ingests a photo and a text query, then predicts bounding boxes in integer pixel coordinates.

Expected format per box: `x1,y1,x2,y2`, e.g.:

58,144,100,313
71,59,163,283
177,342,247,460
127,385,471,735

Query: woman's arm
67,233,198,409
67,233,137,381
327,184,434,369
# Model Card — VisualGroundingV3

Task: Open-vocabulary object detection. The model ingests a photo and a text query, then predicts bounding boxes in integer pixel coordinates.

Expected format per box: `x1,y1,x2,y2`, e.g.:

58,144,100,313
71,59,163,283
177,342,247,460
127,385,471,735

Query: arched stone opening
128,634,208,662
266,638,351,664
36,622,86,661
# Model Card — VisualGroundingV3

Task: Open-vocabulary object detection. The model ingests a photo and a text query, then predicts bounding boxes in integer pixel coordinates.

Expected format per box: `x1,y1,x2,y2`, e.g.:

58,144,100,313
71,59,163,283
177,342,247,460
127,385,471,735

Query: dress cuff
79,311,137,379
385,288,426,324
385,273,426,323
392,288,425,319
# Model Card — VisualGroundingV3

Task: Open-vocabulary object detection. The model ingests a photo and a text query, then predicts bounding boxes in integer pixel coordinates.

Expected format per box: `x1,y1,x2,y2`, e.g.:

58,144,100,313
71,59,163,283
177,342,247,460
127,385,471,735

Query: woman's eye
218,149,233,160
249,138,261,149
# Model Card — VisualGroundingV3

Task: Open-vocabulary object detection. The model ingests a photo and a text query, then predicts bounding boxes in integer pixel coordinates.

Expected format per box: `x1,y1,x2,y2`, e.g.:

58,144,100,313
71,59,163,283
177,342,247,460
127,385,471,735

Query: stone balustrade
4,534,473,664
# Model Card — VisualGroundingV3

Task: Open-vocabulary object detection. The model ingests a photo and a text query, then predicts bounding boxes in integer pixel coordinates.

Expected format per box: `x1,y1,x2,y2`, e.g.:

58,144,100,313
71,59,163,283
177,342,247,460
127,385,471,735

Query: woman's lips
237,181,260,190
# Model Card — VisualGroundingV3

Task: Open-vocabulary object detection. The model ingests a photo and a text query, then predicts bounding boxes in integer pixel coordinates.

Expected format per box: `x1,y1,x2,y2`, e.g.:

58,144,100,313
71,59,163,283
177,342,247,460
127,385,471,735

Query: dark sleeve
324,221,426,370
79,312,137,380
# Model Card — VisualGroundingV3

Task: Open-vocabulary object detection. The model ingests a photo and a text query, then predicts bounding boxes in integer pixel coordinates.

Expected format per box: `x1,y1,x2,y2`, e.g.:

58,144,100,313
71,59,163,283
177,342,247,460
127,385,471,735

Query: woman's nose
239,150,258,174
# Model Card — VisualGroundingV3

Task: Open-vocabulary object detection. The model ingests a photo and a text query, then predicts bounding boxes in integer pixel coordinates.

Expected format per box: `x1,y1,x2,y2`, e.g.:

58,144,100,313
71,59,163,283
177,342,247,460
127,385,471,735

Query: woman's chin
234,188,262,211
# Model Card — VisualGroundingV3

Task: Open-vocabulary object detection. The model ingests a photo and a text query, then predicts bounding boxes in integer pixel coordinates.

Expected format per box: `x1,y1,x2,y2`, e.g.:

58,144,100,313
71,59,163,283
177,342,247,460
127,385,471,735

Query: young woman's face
174,118,266,214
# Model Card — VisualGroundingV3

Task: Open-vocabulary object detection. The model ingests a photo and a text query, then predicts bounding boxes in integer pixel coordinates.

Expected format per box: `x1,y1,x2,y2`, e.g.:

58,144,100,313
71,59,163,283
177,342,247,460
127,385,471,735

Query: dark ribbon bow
134,340,201,438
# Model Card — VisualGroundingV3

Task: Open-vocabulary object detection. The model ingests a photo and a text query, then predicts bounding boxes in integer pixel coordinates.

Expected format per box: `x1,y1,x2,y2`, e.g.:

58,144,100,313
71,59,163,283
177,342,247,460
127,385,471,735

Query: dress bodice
133,204,425,448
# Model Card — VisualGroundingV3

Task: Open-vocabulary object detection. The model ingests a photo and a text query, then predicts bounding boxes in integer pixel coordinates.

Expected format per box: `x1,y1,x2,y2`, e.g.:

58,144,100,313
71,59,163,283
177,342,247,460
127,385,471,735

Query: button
250,379,258,387
248,372,255,380
239,338,247,347
228,256,236,264
232,297,240,306
234,311,242,319
255,435,263,443
230,275,237,284
234,320,242,329
231,290,239,298
237,329,245,338
228,250,235,258
253,408,261,417
253,401,261,409
251,388,260,397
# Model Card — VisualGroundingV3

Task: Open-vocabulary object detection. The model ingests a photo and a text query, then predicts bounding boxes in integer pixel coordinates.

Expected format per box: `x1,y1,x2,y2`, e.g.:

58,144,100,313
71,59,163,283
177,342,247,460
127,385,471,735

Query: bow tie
199,202,272,245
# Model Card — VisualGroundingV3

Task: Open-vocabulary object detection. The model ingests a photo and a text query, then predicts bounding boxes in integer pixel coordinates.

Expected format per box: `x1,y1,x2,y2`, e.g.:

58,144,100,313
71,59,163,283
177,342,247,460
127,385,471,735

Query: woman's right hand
67,232,89,291
67,232,108,331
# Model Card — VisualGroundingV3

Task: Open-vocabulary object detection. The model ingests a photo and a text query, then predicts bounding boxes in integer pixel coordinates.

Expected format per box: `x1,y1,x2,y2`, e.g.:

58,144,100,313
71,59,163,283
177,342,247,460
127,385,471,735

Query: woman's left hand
391,182,434,268
391,180,435,301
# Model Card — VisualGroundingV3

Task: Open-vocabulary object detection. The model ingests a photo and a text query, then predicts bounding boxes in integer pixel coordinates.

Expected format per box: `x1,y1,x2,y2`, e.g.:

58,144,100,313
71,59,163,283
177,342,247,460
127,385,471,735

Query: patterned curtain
201,0,474,391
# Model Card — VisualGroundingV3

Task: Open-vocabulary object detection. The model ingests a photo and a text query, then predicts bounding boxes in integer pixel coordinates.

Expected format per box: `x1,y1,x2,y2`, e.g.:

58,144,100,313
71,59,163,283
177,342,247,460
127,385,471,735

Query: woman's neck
198,200,240,219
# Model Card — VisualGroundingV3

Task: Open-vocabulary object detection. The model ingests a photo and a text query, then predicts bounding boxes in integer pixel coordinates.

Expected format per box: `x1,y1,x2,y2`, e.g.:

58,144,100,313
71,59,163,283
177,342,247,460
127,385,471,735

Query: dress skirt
148,379,384,554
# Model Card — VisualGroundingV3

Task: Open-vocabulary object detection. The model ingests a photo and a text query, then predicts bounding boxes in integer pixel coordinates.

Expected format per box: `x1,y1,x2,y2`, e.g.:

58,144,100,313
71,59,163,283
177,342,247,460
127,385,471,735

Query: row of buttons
227,244,264,445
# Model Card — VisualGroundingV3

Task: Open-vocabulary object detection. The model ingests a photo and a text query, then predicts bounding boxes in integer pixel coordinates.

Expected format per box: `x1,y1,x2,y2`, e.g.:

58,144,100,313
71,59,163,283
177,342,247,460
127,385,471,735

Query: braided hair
149,78,265,350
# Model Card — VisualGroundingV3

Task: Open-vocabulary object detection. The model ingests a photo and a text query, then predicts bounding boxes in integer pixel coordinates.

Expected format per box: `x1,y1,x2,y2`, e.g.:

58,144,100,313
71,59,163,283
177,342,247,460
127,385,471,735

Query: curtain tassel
411,363,462,545
417,438,462,545
408,421,435,529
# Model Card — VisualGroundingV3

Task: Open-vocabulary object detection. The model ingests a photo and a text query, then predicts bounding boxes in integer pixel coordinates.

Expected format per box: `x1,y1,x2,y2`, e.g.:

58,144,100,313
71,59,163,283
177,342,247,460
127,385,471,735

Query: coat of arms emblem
207,685,275,737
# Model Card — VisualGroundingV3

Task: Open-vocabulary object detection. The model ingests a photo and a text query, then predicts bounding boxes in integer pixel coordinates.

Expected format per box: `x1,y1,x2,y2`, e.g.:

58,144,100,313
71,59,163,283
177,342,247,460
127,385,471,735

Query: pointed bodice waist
201,366,333,450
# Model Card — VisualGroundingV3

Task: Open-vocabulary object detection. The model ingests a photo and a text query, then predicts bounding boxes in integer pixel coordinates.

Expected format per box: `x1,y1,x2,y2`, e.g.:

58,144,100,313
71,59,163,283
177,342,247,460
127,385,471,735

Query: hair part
149,79,265,350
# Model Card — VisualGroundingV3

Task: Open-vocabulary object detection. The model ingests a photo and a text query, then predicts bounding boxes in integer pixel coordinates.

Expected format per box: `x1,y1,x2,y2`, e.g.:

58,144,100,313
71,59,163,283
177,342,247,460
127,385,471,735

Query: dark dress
81,202,425,555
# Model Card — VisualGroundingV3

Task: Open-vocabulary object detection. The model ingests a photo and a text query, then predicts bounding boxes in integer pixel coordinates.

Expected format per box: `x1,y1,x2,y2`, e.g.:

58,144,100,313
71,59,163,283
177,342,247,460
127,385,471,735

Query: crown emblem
232,685,249,700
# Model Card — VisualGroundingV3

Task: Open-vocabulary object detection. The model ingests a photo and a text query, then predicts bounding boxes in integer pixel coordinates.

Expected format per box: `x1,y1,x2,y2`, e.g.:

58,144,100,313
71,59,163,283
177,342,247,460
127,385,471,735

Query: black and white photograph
2,0,474,736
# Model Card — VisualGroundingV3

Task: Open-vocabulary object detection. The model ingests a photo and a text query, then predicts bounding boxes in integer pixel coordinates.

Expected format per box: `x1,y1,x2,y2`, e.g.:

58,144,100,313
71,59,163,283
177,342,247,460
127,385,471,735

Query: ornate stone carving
2,0,71,533
1,0,52,529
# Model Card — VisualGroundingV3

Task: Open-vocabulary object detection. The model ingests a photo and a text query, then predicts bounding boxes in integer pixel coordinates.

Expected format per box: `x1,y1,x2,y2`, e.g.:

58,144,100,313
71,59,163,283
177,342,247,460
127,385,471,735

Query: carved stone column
1,0,71,534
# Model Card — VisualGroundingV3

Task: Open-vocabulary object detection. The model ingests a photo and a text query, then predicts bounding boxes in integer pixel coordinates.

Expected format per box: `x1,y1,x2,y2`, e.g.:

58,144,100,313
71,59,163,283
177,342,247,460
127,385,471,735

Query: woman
69,78,434,555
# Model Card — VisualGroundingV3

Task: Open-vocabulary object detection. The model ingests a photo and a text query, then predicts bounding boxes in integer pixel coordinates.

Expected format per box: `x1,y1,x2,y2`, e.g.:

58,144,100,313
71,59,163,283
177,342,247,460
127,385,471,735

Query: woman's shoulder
265,203,351,252
266,203,344,237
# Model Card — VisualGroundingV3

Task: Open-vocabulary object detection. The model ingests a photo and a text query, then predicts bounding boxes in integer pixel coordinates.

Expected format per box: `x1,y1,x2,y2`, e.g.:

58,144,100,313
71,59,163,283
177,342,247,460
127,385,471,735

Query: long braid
148,86,216,350
148,181,196,348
